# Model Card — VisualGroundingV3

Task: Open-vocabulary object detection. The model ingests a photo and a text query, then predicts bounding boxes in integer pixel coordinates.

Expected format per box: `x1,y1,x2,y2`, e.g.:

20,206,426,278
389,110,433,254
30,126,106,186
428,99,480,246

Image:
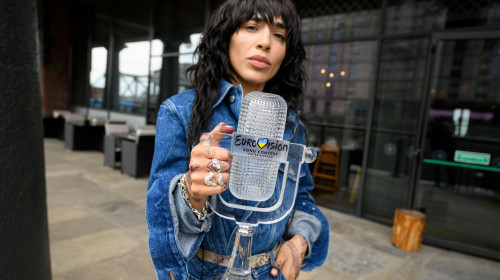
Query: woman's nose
257,28,271,50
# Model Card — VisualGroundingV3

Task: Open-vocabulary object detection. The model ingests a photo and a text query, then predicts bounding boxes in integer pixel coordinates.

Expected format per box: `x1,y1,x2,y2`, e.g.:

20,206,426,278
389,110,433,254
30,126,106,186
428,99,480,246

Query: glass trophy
209,132,316,280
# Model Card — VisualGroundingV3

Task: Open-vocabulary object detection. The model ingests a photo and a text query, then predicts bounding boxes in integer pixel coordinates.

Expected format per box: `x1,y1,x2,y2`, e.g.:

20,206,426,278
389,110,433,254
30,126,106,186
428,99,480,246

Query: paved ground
44,138,500,280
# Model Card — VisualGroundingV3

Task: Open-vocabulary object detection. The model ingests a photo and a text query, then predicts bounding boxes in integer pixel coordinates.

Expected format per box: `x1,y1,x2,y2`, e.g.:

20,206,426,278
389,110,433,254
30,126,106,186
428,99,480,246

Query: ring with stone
204,171,217,187
212,158,222,173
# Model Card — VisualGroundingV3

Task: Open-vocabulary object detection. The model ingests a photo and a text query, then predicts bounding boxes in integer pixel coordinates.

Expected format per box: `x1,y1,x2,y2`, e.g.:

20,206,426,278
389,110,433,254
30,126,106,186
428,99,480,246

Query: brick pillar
40,0,71,117
0,0,52,279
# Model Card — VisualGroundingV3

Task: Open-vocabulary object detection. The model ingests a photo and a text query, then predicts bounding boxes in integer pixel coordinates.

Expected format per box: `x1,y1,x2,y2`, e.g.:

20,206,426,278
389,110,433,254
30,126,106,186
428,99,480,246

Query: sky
90,33,202,87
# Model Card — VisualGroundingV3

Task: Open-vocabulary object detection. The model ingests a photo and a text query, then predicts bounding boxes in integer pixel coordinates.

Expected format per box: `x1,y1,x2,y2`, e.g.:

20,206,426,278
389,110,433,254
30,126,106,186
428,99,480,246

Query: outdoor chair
64,114,104,151
103,122,130,168
121,125,156,178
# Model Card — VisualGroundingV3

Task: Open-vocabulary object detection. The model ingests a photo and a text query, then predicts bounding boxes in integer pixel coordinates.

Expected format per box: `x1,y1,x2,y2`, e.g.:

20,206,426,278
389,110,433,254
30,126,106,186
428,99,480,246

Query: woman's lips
249,55,271,69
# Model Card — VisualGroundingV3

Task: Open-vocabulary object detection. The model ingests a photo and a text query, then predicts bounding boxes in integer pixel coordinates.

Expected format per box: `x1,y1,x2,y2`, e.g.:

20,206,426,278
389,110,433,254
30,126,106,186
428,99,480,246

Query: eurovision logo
257,138,268,149
231,133,290,162
234,134,288,152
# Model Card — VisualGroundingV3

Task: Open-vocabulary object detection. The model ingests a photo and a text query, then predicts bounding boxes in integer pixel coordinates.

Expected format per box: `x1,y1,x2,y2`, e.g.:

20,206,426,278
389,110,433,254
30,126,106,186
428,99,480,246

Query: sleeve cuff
172,174,214,233
170,174,213,259
287,210,322,259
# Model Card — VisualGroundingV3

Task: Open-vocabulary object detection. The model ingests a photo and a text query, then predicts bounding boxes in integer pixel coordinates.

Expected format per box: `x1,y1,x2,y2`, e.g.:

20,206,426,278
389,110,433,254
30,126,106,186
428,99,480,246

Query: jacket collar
213,79,300,141
213,79,243,109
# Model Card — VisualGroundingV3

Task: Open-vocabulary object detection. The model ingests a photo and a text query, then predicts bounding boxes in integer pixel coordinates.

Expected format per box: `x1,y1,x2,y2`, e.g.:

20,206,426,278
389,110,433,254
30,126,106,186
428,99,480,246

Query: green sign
454,150,491,166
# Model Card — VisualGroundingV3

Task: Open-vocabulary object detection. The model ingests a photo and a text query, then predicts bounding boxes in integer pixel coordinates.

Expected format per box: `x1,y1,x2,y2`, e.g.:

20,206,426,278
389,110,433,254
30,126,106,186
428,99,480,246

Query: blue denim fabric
146,80,330,280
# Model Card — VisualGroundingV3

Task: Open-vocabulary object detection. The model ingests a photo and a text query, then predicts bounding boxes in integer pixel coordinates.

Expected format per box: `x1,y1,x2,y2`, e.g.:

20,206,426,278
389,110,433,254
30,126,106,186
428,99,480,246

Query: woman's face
229,16,287,94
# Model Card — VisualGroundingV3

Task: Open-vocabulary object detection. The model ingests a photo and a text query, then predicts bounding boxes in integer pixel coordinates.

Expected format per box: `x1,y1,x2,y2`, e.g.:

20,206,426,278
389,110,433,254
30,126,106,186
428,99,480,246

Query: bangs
229,0,297,31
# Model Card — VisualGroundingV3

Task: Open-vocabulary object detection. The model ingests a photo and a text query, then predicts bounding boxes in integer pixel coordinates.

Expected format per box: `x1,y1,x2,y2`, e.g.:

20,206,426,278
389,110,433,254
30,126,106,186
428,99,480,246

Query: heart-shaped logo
257,138,268,149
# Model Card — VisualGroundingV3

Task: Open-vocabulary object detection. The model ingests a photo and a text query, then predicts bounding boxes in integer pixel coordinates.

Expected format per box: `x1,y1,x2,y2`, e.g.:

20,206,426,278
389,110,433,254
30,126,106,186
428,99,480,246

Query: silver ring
217,171,224,186
204,171,217,186
212,158,222,172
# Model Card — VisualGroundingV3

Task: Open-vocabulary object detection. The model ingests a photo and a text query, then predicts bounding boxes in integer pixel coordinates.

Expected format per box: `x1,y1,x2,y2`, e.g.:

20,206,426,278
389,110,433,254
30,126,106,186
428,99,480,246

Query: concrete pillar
0,0,52,279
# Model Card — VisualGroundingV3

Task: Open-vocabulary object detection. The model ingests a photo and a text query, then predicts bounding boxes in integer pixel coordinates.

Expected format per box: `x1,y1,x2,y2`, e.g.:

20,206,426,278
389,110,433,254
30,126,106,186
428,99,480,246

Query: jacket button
229,95,235,103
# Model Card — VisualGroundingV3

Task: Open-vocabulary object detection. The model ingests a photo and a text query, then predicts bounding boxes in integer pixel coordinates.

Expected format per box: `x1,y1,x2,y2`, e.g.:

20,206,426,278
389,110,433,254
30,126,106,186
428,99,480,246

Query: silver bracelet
178,174,208,221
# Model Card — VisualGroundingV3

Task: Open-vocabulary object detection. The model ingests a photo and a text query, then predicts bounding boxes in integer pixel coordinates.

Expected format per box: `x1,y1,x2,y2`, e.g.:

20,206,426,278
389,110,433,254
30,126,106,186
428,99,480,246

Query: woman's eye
245,25,258,31
274,33,286,41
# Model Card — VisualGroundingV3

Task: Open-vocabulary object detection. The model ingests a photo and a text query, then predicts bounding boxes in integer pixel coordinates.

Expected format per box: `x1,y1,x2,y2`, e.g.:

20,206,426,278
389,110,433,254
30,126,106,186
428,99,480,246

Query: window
324,101,331,114
117,41,151,113
89,47,108,109
310,100,317,112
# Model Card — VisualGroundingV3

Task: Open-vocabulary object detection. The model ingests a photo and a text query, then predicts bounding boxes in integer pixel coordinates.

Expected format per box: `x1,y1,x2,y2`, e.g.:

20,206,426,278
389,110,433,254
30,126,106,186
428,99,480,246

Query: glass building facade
64,0,500,260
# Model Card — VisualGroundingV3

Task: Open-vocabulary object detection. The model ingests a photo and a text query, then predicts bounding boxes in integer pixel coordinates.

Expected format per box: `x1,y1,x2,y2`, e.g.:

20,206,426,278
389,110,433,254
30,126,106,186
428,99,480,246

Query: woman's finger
191,145,232,162
270,262,282,277
200,133,211,146
189,160,201,171
199,122,234,147
216,171,229,186
190,171,229,196
271,239,305,280
207,159,231,172
209,122,234,146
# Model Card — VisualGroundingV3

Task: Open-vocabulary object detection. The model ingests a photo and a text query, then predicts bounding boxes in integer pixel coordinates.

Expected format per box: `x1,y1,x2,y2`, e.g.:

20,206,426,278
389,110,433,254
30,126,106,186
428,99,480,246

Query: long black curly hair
186,0,307,150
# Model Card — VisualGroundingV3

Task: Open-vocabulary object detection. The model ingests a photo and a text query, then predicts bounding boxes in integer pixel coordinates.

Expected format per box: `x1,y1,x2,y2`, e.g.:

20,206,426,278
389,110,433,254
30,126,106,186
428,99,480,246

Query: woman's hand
270,235,308,279
184,122,234,211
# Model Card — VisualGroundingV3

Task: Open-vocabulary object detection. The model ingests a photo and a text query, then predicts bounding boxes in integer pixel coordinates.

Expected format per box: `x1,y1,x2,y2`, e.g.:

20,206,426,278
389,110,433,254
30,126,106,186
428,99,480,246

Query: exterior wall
35,0,500,261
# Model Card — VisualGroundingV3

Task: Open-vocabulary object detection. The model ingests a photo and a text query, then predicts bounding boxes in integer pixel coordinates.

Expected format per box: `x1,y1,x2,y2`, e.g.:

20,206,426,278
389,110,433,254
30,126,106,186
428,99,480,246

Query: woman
146,0,329,279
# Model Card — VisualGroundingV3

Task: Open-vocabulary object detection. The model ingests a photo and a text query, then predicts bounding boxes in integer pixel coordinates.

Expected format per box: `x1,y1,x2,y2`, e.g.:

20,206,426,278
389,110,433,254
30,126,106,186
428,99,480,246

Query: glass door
363,37,431,223
305,40,377,214
415,36,500,260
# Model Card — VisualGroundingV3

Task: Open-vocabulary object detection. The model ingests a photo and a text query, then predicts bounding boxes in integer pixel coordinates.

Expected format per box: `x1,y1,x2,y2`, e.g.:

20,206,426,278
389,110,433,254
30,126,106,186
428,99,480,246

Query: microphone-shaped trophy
229,91,287,201
210,92,316,280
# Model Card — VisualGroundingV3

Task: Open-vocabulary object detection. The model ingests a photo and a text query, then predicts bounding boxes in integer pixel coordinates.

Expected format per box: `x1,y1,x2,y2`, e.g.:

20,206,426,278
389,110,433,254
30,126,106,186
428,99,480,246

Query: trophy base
215,225,253,280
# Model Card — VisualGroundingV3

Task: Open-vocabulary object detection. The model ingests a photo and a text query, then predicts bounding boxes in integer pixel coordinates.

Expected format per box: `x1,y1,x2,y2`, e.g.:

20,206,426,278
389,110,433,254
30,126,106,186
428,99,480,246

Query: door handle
413,148,422,158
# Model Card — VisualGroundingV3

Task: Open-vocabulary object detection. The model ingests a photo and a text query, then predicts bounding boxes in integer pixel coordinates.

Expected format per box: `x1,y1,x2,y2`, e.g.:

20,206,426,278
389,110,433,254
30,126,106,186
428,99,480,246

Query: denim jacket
146,80,330,279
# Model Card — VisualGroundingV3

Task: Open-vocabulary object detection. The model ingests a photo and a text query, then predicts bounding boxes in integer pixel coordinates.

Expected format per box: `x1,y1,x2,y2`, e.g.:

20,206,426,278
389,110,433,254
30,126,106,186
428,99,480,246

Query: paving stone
54,180,119,205
91,200,147,228
425,251,500,280
108,179,149,202
49,215,116,243
123,224,150,246
347,230,442,267
50,228,140,274
418,270,455,280
299,266,356,280
81,169,133,189
46,166,83,178
46,174,95,194
53,247,156,280
392,262,432,280
46,191,77,209
48,205,91,224
325,234,406,279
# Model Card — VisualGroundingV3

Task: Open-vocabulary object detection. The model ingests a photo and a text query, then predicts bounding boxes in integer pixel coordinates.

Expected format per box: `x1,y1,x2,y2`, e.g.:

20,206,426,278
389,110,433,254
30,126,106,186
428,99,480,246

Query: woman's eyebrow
275,21,286,30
